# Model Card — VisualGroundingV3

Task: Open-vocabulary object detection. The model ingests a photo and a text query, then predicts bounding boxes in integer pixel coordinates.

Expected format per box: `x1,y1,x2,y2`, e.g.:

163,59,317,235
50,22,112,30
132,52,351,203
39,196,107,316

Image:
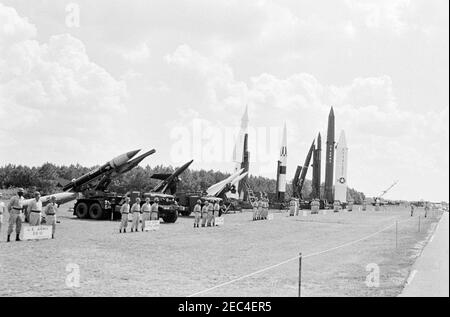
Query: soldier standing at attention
43,196,58,239
193,200,202,228
213,200,220,226
7,188,25,242
424,202,430,218
206,201,214,227
252,199,258,221
257,198,264,220
119,197,130,233
130,197,141,232
150,198,159,221
28,191,43,226
410,203,415,217
141,198,151,231
0,193,5,235
201,200,208,227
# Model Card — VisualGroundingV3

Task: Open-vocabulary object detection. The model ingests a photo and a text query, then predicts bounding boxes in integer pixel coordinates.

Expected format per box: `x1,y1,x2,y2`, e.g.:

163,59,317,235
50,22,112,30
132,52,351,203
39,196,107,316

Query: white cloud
0,3,128,165
122,42,151,63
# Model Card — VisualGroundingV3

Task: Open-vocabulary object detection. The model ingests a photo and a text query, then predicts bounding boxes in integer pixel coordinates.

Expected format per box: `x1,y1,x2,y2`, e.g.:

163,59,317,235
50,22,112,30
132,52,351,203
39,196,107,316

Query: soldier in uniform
130,197,141,232
257,198,264,220
252,199,258,221
141,197,151,231
213,200,220,226
0,193,5,235
207,201,214,227
263,197,269,220
43,196,58,239
28,191,43,226
347,199,354,212
150,198,159,221
7,188,25,242
289,199,295,217
424,202,430,218
333,201,341,213
201,200,208,227
193,199,202,228
119,197,130,233
362,199,367,211
410,203,415,217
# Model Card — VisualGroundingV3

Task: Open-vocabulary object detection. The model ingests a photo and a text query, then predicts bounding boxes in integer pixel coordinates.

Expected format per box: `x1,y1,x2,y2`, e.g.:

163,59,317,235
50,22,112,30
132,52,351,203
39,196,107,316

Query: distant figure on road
28,191,42,226
424,202,430,218
43,196,58,239
193,200,202,228
0,193,5,236
410,204,415,217
119,197,130,233
7,188,25,242
130,197,141,232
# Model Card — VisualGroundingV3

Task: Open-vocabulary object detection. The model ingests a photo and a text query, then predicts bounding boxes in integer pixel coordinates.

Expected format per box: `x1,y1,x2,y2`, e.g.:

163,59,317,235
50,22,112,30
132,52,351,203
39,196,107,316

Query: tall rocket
229,105,249,200
334,130,348,202
276,123,288,202
311,133,322,199
239,133,250,201
324,107,335,203
297,139,315,198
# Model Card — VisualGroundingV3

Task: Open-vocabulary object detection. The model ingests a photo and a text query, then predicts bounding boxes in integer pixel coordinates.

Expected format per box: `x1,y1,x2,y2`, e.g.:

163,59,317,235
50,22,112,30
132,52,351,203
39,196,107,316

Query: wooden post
418,216,421,232
298,253,303,297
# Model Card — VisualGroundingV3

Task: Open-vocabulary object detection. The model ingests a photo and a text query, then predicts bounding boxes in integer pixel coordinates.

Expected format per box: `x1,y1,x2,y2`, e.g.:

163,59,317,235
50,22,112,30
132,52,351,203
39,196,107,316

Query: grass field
0,201,442,297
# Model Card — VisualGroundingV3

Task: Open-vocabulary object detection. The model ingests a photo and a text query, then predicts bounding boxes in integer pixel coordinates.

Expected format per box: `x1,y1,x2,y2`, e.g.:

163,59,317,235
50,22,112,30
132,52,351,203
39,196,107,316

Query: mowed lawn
0,202,442,297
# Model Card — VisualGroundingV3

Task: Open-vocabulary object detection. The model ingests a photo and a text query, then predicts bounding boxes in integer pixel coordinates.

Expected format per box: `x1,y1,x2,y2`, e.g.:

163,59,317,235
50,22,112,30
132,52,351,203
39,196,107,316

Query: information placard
144,220,160,231
22,225,52,240
215,217,224,226
267,214,274,221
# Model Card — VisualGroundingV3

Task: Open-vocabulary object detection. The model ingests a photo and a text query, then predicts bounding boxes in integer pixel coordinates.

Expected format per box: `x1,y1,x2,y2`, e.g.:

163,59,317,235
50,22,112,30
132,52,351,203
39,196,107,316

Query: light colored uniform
311,200,319,214
213,203,220,226
258,200,263,219
44,203,58,236
120,203,130,230
131,203,141,231
8,195,24,235
207,203,214,226
252,201,258,220
150,203,159,221
201,205,208,227
289,200,296,216
141,203,151,231
333,201,341,212
0,201,5,233
28,199,43,226
193,203,201,227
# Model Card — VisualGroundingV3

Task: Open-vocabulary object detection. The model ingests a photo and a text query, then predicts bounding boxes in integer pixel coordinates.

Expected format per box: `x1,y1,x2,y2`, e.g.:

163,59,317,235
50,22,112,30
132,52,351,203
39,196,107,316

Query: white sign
215,217,224,226
144,220,160,231
302,210,308,217
267,214,274,221
22,225,52,240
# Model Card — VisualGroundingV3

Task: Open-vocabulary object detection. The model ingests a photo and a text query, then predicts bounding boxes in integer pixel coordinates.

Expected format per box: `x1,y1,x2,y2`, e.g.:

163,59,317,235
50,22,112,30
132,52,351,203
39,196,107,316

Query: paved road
400,212,449,297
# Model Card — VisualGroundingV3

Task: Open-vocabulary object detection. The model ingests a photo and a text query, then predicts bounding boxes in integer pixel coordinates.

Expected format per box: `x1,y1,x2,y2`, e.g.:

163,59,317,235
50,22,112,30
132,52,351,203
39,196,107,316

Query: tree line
0,163,365,203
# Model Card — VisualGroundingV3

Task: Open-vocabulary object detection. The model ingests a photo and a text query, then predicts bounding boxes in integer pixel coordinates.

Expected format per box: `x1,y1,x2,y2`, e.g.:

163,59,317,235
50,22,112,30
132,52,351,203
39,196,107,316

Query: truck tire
89,203,104,220
162,211,178,223
75,202,89,219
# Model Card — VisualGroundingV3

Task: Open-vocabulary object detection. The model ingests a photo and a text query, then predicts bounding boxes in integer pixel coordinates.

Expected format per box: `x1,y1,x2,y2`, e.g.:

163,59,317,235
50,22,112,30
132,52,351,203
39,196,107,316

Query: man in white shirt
119,197,130,233
7,188,25,242
130,197,141,232
28,191,43,226
141,198,151,231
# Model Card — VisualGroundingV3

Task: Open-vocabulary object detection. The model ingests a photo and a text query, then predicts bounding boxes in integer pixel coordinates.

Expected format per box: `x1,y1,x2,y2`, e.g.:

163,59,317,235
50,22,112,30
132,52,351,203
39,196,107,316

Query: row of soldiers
119,197,160,233
252,198,270,220
193,199,223,228
0,189,58,242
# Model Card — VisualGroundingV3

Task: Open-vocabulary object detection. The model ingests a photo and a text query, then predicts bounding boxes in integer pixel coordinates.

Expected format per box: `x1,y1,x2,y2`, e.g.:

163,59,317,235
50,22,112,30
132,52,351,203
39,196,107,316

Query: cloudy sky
0,0,448,202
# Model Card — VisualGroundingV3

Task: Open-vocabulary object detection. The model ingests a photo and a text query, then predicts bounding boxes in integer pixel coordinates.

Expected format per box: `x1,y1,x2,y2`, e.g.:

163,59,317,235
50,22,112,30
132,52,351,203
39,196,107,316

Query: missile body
311,133,322,199
230,106,249,200
151,159,194,194
276,124,288,202
62,149,142,192
334,131,348,203
293,166,303,198
324,107,335,203
239,133,250,201
297,140,315,198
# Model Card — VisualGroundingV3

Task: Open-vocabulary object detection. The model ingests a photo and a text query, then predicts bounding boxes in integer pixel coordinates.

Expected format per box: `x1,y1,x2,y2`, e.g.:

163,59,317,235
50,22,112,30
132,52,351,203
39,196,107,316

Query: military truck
73,190,179,223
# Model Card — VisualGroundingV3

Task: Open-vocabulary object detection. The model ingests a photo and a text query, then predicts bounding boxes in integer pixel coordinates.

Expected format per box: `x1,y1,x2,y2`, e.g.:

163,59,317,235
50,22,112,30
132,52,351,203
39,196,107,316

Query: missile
230,105,249,199
62,149,141,192
276,123,288,202
334,130,348,203
297,139,315,198
292,166,303,198
151,159,194,194
207,168,245,197
324,107,335,203
239,133,250,200
23,192,79,208
114,149,156,175
312,133,322,199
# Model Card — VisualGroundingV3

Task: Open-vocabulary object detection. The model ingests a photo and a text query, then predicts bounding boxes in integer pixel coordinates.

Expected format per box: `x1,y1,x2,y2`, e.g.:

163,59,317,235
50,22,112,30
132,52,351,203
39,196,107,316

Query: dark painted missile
151,159,194,194
298,139,315,197
312,133,322,199
324,107,335,203
115,149,156,175
63,149,141,192
293,165,303,198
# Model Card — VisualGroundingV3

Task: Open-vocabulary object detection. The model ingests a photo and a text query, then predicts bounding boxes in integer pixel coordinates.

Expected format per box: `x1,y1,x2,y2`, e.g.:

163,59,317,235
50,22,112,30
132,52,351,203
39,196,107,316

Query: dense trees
0,163,365,202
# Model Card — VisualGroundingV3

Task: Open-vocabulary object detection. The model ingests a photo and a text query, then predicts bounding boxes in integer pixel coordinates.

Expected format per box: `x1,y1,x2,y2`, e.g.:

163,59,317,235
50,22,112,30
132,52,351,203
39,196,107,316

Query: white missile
277,123,288,200
23,192,78,208
334,130,348,202
206,168,245,197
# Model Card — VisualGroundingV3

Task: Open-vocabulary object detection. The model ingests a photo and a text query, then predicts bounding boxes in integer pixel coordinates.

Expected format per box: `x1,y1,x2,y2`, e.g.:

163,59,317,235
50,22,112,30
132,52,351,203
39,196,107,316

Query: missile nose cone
126,149,141,159
329,107,335,117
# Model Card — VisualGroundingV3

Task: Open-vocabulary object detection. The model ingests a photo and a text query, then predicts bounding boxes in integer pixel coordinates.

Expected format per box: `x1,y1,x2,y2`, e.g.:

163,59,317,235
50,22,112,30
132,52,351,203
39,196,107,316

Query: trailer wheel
75,202,89,219
162,211,178,223
89,203,104,220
